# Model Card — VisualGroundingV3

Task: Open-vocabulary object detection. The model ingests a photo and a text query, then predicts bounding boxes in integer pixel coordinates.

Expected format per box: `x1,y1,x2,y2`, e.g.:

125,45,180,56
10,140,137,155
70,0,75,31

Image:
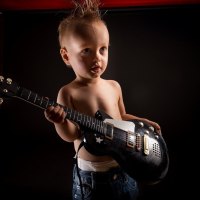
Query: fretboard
17,86,106,134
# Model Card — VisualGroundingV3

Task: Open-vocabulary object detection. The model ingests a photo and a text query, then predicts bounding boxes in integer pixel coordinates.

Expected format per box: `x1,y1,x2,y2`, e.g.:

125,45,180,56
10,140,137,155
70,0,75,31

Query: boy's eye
100,47,107,54
81,48,90,55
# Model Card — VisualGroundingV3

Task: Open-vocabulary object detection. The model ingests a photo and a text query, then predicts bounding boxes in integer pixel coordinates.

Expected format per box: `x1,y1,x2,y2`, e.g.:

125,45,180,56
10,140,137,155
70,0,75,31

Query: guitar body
83,110,169,184
0,76,169,184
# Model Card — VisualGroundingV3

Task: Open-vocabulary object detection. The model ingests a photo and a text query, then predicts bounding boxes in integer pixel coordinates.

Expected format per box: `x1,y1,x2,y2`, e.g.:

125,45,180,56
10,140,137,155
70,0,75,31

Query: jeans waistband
77,157,119,172
76,165,124,182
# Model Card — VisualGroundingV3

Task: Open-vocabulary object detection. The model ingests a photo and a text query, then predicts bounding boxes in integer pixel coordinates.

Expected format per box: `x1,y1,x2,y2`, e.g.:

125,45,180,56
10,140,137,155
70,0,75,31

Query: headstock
0,75,20,104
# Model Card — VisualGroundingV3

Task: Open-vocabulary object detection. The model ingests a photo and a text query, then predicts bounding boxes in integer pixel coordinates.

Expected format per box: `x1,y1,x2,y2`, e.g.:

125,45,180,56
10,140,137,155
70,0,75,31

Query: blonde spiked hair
58,0,104,47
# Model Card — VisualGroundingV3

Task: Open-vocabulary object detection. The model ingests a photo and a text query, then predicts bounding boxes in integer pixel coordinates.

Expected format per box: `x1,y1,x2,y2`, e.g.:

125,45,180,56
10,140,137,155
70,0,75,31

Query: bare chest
72,87,121,119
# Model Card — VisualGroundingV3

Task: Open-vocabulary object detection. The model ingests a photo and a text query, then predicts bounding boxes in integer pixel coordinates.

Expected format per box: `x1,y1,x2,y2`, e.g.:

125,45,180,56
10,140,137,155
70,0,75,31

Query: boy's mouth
90,66,101,73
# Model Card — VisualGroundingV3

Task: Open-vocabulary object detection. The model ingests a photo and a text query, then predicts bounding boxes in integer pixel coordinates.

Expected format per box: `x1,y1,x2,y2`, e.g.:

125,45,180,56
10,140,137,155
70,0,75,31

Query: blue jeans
72,164,139,200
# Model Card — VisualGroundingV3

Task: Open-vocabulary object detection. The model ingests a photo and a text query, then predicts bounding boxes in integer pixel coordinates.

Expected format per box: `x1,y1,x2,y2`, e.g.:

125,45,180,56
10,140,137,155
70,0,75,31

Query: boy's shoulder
106,79,121,89
57,81,78,104
57,81,75,97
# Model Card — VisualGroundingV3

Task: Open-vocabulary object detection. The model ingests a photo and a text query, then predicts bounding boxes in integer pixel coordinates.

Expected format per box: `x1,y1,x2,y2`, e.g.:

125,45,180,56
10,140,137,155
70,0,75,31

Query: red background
0,0,200,10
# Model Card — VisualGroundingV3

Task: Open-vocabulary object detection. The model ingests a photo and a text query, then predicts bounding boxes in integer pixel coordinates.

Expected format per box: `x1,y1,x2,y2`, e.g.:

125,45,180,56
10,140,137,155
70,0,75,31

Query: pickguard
104,118,135,133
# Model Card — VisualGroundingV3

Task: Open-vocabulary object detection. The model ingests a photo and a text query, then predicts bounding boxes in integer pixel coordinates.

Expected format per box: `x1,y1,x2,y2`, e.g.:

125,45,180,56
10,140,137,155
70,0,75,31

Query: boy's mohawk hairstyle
58,0,104,47
71,0,101,19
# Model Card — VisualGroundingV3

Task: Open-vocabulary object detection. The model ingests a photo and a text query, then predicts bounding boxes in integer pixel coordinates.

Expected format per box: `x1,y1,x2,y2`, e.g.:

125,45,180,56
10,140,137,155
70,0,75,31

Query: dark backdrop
1,5,200,200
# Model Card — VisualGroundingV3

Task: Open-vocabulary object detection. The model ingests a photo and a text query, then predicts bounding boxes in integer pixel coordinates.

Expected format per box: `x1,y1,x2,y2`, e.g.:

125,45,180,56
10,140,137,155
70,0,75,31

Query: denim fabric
72,164,139,200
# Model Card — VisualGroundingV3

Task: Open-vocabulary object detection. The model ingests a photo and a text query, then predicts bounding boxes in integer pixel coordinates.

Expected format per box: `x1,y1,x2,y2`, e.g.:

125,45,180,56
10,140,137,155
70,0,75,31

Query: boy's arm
44,87,81,142
122,113,161,134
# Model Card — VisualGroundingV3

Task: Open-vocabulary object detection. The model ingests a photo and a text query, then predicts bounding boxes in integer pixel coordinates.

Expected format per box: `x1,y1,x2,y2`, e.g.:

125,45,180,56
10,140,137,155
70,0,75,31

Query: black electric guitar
0,76,169,184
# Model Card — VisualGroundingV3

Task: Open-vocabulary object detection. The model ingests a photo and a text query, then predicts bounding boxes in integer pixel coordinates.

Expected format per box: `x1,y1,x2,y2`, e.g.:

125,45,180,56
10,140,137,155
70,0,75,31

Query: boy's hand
142,119,161,135
44,105,66,124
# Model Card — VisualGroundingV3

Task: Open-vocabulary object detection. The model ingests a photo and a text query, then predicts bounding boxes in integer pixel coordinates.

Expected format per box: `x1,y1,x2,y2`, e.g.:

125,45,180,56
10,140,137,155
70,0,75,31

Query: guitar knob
139,122,144,127
149,126,154,132
155,135,159,139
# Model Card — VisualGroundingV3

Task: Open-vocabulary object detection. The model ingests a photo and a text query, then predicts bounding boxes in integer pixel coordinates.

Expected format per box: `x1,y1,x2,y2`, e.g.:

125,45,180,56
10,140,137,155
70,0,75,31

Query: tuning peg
6,78,12,84
0,98,3,105
0,76,4,82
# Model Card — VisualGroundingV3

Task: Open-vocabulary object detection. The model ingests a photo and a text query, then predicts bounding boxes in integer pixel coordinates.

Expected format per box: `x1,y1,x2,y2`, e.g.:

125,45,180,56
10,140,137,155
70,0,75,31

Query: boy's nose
93,52,100,62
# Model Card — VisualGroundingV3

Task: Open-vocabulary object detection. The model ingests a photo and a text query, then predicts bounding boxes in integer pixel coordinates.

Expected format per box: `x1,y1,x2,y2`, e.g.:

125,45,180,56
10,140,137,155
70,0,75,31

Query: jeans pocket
124,173,138,191
73,173,93,200
73,183,93,200
124,174,139,199
110,173,139,200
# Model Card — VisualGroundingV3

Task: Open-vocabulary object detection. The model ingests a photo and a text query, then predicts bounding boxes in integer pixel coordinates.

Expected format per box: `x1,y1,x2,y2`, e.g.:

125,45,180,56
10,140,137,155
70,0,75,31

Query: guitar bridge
143,134,150,155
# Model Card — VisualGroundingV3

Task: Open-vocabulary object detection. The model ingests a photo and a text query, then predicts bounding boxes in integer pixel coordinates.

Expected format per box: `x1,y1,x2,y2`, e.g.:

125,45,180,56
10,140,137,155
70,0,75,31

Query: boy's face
61,20,109,80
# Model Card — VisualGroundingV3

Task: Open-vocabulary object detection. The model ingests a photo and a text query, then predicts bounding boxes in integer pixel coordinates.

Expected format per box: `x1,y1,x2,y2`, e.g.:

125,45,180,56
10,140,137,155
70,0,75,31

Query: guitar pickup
127,132,135,148
143,134,150,155
136,133,142,151
105,122,114,140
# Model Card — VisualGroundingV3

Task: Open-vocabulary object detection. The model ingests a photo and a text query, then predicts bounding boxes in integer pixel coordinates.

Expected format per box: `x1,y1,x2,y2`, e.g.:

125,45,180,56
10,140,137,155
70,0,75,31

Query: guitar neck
16,86,106,133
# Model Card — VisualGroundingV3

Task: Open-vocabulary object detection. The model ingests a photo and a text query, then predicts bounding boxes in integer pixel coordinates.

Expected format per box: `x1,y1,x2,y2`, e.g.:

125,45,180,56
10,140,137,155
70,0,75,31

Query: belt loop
91,172,95,189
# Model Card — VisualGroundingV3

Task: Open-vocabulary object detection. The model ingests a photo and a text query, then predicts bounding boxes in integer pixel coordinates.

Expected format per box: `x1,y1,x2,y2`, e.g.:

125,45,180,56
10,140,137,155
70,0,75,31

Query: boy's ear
60,48,70,66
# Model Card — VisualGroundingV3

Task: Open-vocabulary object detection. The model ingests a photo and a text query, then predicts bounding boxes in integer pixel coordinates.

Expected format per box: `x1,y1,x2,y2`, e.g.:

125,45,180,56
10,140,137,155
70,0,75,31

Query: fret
35,95,41,106
100,121,104,134
82,114,86,126
66,108,70,119
64,107,68,119
29,91,37,104
97,121,99,132
86,116,91,127
76,112,82,124
99,121,102,133
34,93,37,103
29,92,34,102
65,107,71,120
27,90,31,100
89,117,92,128
73,110,77,121
68,108,73,120
40,96,43,106
100,121,103,133
96,120,100,133
72,109,76,120
65,107,69,119
95,119,98,132
101,122,104,134
70,109,73,120
91,118,96,130
75,112,78,122
41,98,48,109
103,123,107,135
45,98,49,109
